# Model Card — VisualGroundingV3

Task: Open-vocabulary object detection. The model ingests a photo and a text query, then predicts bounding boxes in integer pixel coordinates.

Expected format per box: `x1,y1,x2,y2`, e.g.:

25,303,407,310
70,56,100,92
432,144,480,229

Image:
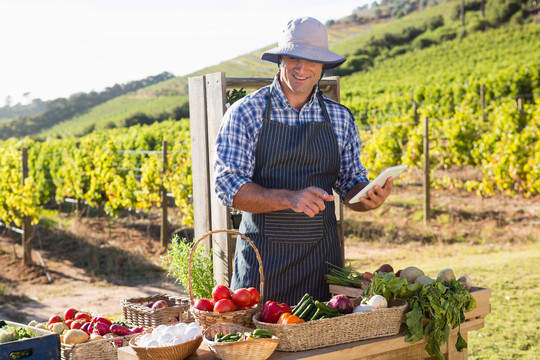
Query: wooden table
118,288,491,360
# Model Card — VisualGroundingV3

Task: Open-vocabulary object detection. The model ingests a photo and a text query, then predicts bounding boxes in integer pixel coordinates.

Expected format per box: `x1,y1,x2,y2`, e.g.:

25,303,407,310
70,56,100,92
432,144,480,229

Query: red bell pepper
260,301,292,323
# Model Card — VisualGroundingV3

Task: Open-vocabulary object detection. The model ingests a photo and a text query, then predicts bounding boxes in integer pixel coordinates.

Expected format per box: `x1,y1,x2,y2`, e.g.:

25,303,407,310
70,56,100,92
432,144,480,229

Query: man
214,17,393,304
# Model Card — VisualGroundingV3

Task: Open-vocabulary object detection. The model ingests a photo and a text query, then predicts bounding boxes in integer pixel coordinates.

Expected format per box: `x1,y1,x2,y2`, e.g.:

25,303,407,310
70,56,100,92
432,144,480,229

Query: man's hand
289,186,334,217
345,177,393,212
232,183,334,216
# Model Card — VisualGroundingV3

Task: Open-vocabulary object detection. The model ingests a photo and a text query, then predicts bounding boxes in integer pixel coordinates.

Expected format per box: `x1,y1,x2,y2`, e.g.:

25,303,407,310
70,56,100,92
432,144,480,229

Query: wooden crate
0,320,60,360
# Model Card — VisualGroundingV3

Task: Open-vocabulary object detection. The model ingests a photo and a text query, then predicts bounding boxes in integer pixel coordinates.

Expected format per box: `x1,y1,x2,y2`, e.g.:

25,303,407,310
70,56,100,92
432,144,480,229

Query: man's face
279,56,323,108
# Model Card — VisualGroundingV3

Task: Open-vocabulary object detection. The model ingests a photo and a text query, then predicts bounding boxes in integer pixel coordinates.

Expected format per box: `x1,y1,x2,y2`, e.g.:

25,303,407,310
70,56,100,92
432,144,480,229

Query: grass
341,183,539,359
344,241,539,359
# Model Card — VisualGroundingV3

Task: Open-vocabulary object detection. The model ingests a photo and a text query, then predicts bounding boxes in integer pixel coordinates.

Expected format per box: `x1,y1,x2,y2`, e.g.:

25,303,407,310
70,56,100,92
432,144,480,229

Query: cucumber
292,295,313,316
314,300,340,314
253,329,273,338
310,309,323,321
299,303,316,320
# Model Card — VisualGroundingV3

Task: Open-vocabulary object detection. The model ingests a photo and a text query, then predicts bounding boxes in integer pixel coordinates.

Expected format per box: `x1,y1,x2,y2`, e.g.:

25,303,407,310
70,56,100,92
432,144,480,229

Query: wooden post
21,147,33,266
480,84,486,121
480,0,485,17
188,75,212,253
206,72,232,286
460,0,465,26
517,97,524,116
423,117,430,226
411,90,418,125
161,140,169,248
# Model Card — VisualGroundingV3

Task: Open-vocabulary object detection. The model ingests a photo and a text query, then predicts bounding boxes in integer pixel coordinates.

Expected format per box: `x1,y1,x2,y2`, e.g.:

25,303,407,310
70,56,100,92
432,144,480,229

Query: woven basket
61,333,135,360
129,330,202,360
188,229,264,329
252,299,408,352
121,294,193,328
203,323,279,360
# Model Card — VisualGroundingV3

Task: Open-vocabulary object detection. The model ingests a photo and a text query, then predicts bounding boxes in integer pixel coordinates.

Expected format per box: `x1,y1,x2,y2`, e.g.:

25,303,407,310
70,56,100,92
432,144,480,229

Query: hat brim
261,44,346,70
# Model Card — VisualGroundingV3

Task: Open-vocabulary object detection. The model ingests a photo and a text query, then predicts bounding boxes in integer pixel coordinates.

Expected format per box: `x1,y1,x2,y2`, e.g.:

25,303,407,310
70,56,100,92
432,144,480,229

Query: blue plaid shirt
214,74,368,207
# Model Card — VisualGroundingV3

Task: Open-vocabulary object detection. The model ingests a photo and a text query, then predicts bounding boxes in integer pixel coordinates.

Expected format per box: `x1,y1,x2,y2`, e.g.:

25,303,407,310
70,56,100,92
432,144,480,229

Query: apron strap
317,90,332,124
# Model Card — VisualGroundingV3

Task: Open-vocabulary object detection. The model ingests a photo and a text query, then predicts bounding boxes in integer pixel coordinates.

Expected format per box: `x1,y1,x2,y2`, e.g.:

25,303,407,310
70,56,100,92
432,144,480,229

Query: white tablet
349,164,408,204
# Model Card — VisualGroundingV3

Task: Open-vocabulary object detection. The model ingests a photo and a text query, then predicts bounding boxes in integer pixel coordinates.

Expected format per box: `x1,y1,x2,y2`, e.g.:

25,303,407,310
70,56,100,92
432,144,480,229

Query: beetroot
328,294,354,314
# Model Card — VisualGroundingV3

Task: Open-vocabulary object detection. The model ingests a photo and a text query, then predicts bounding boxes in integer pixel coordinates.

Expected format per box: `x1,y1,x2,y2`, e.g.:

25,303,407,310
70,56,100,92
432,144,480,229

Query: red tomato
231,288,251,308
212,285,231,302
63,307,78,321
247,287,260,307
64,319,73,328
74,312,92,322
47,315,63,326
213,299,235,313
194,298,214,312
70,320,83,330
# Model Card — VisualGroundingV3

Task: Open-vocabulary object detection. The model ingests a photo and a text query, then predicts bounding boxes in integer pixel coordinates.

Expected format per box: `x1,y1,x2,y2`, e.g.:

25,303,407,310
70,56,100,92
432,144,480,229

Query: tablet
349,164,408,204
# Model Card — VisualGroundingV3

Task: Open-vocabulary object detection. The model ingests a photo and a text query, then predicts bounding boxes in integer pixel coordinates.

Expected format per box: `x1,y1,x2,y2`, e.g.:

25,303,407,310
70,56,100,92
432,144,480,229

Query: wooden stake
423,117,431,226
161,140,169,248
21,147,33,266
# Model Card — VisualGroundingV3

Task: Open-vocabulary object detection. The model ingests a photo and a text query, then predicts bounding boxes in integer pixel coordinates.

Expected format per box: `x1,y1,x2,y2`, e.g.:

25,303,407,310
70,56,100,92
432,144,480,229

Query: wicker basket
121,294,193,328
61,333,135,360
203,323,279,360
252,299,408,352
129,330,202,360
188,230,264,329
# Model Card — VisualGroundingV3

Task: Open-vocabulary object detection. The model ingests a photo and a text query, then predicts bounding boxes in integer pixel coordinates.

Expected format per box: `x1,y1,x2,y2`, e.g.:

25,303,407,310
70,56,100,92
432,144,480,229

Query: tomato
63,307,78,321
74,312,92,322
70,320,83,330
64,319,73,328
247,287,260,307
212,285,231,302
213,299,235,313
231,288,251,308
194,298,214,312
47,315,63,326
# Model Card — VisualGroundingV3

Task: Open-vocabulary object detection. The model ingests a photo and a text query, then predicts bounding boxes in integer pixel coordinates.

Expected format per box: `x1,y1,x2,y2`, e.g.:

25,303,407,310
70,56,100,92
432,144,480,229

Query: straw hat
261,17,346,70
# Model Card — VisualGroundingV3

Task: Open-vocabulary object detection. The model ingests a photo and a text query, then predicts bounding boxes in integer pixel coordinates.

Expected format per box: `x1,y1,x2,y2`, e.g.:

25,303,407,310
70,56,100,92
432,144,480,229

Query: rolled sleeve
333,112,369,200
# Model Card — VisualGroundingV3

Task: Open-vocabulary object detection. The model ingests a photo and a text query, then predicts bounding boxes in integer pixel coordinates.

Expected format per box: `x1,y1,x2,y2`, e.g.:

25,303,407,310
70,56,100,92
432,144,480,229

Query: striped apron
230,85,343,305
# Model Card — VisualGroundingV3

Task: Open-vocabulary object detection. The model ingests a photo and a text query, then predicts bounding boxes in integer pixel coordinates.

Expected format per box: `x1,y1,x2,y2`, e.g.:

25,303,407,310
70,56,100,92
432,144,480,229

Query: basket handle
188,229,265,308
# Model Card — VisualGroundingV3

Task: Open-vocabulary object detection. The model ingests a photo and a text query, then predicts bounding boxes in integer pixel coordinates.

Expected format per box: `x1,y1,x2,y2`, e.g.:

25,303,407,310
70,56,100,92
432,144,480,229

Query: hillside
2,0,538,139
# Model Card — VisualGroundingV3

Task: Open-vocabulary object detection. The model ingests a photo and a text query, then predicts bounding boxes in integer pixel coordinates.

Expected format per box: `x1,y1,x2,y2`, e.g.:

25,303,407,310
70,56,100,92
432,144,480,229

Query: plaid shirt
214,74,368,207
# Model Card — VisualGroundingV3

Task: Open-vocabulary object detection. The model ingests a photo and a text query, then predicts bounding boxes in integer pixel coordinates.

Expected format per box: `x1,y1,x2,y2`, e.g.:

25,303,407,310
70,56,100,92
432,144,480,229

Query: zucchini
253,329,273,338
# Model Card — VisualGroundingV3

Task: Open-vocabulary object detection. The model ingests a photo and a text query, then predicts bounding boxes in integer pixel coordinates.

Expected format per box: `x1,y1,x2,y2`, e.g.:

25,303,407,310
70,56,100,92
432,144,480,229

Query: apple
212,285,231,302
152,300,169,309
194,298,214,312
231,288,251,308
64,307,78,321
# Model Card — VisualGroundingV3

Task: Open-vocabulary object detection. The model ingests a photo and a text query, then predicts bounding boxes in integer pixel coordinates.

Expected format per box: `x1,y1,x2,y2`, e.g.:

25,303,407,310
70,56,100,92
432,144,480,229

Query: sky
0,0,370,106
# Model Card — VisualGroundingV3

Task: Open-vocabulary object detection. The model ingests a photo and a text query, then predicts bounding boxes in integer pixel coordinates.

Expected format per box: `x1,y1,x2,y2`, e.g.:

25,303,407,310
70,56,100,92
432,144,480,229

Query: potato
399,266,425,284
63,329,89,345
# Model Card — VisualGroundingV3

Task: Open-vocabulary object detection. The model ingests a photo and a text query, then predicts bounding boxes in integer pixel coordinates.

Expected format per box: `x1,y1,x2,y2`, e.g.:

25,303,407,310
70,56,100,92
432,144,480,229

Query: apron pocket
265,210,324,243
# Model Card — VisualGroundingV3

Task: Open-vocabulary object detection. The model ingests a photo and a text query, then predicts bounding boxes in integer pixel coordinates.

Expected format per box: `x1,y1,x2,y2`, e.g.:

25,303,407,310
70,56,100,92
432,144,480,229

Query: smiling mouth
293,74,308,80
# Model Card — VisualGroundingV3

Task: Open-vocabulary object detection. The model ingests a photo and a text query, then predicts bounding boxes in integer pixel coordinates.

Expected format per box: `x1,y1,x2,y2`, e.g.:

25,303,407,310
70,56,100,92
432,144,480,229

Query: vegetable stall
0,74,491,360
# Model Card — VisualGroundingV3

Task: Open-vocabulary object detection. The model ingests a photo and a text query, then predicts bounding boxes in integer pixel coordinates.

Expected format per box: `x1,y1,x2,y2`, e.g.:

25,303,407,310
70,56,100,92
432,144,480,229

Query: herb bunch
162,235,216,300
404,280,477,360
363,271,421,301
